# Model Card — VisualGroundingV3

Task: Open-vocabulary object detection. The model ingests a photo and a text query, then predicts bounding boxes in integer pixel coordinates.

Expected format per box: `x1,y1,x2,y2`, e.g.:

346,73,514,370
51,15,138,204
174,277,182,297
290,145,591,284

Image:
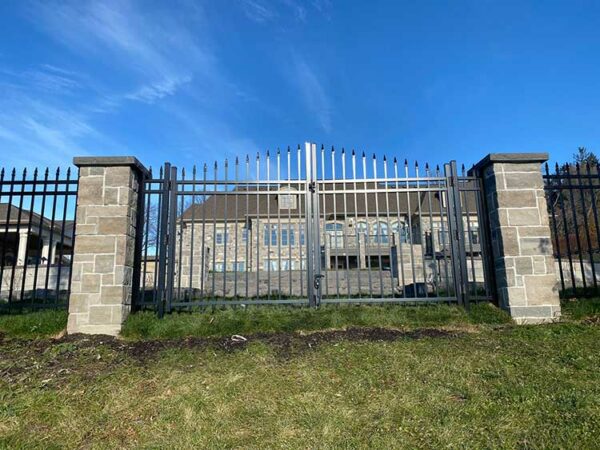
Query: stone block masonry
67,157,148,336
471,153,561,323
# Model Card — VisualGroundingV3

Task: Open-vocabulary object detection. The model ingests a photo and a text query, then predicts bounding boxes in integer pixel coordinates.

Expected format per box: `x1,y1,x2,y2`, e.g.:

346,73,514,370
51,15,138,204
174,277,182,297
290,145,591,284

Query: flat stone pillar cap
469,153,549,175
73,156,149,176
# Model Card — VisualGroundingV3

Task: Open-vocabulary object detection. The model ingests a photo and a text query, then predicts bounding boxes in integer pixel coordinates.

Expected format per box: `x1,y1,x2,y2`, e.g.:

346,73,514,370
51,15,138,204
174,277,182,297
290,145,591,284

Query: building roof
180,182,480,222
0,203,75,238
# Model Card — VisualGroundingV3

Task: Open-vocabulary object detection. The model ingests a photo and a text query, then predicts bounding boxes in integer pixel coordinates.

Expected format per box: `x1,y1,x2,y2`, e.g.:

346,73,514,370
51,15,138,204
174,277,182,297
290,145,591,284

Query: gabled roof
0,203,75,238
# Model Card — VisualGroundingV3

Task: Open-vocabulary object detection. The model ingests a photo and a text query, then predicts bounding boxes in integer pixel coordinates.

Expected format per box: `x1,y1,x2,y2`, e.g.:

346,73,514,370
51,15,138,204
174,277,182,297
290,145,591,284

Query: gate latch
314,274,325,290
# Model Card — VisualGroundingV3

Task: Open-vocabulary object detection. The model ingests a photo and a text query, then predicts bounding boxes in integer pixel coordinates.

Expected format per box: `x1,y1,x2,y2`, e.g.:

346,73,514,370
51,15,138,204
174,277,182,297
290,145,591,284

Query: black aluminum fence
544,162,600,297
0,166,78,311
135,144,494,314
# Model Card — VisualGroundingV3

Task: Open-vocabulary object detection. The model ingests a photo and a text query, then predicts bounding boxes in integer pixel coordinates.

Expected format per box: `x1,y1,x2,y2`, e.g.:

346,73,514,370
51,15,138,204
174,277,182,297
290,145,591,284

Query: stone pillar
68,157,148,336
472,153,561,323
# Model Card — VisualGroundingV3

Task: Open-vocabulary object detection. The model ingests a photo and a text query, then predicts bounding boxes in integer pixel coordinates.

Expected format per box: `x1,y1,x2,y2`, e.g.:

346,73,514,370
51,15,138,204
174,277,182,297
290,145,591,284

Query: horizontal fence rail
0,167,78,311
136,145,494,314
544,161,600,298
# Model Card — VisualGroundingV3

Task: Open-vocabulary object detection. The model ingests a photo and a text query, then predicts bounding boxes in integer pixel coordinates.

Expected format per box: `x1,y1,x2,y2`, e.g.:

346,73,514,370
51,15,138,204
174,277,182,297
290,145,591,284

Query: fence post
471,153,561,323
67,157,149,336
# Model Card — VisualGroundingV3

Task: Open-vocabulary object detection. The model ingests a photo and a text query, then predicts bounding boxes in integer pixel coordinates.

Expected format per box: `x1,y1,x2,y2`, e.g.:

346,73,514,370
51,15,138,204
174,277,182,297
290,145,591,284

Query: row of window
215,222,412,246
212,260,306,273
214,221,480,247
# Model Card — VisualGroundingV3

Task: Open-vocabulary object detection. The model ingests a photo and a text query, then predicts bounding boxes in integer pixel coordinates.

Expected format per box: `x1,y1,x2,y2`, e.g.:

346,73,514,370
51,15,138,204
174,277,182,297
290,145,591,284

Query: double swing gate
135,143,493,314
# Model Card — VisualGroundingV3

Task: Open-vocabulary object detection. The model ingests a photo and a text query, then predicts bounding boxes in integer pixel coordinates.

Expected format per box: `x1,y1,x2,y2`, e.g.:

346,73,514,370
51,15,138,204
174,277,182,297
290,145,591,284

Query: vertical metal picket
156,163,171,318
445,161,469,308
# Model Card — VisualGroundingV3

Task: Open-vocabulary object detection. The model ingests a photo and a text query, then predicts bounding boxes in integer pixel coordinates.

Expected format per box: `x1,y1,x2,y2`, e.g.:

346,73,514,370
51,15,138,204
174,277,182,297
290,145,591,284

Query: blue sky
0,0,599,174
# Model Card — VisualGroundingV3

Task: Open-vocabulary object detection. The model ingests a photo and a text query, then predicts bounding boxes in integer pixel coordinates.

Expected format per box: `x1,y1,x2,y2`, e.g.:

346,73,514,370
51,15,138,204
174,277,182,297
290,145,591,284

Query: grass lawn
0,301,599,448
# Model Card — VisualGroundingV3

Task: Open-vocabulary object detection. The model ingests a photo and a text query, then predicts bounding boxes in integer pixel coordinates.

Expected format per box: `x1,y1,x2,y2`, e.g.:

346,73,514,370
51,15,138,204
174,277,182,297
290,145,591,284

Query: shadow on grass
121,302,512,340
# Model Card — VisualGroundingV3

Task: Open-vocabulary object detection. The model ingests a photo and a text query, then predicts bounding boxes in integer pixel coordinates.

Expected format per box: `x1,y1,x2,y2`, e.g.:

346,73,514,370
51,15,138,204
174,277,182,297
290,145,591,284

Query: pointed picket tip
287,145,291,153
22,168,27,178
321,144,325,150
393,157,398,164
372,153,376,160
256,152,260,160
181,167,186,178
203,163,208,171
362,151,366,158
415,160,419,168
277,147,281,155
404,159,408,166
341,147,345,154
425,162,429,170
33,167,39,178
214,161,218,169
11,168,16,178
266,149,270,158
351,149,356,156
66,167,72,178
224,158,229,168
297,144,301,150
192,165,197,176
55,167,61,177
0,168,4,178
383,155,387,162
331,145,335,153
235,156,239,165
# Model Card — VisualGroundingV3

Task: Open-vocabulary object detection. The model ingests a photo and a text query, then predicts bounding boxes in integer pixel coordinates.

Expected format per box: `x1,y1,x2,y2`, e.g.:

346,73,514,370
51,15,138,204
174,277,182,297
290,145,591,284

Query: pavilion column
17,232,28,266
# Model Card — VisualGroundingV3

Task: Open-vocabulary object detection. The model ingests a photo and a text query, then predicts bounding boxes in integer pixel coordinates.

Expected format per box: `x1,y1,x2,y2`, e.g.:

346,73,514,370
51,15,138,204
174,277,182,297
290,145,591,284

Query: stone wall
0,265,70,301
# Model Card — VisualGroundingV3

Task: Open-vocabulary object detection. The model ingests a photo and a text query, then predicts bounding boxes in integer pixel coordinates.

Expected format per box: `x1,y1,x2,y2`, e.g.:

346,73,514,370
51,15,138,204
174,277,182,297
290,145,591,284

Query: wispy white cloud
0,96,118,168
1,0,265,168
239,0,330,24
240,0,277,23
126,75,193,104
281,0,307,22
27,0,213,103
290,54,333,133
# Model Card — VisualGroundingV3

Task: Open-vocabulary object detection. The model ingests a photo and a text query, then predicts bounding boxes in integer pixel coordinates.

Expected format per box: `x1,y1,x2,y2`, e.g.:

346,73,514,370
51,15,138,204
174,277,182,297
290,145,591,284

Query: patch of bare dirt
0,327,461,385
582,316,600,325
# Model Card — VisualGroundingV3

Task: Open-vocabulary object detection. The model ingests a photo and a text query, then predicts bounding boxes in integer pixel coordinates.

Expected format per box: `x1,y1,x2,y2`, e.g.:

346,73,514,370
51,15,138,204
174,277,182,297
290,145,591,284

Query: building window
281,226,295,246
392,221,410,243
263,259,278,271
299,224,305,245
278,192,297,209
372,221,389,244
326,222,344,248
233,261,246,272
356,221,368,243
263,224,278,246
216,229,227,245
242,227,249,243
214,262,224,272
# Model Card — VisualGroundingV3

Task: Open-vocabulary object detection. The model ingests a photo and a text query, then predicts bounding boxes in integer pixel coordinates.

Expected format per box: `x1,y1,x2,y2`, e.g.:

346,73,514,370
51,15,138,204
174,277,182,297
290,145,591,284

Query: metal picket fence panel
0,166,78,311
135,143,494,314
544,161,600,297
